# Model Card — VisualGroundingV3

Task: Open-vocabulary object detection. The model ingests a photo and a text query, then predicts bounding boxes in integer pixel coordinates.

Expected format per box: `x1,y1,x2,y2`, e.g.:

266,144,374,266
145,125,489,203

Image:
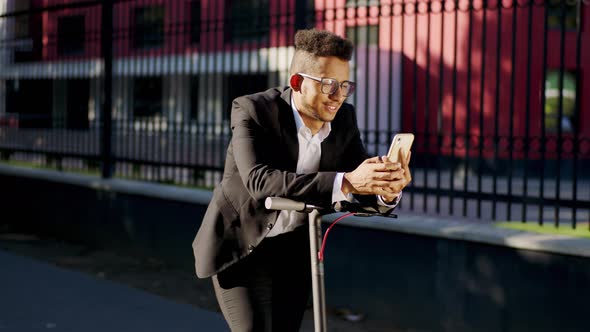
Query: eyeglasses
297,73,356,97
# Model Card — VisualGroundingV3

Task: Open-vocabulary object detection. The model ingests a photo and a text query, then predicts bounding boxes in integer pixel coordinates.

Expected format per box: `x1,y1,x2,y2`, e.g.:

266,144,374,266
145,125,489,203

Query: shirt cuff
332,172,354,203
377,191,402,208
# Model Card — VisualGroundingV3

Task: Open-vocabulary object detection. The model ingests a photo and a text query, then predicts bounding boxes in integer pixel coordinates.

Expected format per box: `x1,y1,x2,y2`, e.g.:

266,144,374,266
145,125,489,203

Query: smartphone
387,133,414,163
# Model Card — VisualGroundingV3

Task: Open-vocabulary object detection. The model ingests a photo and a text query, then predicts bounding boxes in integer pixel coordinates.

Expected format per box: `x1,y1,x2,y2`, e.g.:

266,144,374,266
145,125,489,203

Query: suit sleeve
230,97,337,206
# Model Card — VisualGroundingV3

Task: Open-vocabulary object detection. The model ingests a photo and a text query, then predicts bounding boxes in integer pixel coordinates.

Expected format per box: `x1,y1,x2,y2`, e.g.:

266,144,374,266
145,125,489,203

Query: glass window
57,15,85,56
346,25,378,46
133,6,165,50
13,0,30,38
544,70,577,133
548,0,579,30
345,0,380,7
190,0,201,44
225,0,269,43
223,73,268,120
6,79,53,128
133,77,163,118
66,79,90,130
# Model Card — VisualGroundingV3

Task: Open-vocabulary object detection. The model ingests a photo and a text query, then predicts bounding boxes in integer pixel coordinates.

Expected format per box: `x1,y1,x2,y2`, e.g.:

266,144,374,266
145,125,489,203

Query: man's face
293,56,350,130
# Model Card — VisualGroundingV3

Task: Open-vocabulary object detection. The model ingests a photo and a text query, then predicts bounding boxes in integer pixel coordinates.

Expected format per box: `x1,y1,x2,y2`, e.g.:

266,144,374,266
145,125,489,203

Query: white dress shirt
266,98,399,237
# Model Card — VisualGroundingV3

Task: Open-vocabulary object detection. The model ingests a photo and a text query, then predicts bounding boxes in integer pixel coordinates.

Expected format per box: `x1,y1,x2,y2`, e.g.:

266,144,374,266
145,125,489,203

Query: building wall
1,0,587,160
398,1,589,159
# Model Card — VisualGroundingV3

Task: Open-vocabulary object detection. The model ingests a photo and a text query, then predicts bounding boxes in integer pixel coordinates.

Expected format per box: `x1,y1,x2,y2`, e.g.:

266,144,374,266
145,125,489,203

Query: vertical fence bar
362,2,371,149
477,2,487,219
423,2,432,214
210,0,217,181
375,4,382,164
436,2,444,214
101,0,113,178
399,1,405,161
539,2,549,226
450,0,458,215
554,0,567,227
190,0,199,186
154,1,162,183
178,0,186,184
387,1,395,201
573,0,582,229
463,0,474,217
507,1,517,221
492,2,502,220
132,0,141,181
410,1,418,210
522,0,533,223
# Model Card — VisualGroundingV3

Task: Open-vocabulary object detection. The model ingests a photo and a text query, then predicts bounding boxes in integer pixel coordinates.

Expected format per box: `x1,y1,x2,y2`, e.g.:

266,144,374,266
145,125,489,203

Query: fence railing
0,0,588,227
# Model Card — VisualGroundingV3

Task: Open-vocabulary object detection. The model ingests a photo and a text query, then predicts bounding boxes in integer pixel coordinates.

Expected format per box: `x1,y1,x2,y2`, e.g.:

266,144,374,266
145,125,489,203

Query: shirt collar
291,95,331,142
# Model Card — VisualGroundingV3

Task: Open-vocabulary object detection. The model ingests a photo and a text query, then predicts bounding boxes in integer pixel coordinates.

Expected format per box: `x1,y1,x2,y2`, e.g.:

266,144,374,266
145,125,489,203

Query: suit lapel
279,88,298,171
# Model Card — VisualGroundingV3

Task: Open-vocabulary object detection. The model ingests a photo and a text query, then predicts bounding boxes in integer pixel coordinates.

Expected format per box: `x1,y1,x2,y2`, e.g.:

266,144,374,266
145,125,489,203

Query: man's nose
328,88,345,101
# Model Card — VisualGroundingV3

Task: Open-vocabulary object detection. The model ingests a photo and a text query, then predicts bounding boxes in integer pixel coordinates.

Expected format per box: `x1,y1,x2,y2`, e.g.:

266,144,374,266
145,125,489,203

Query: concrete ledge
2,164,589,259
323,213,590,258
0,164,212,205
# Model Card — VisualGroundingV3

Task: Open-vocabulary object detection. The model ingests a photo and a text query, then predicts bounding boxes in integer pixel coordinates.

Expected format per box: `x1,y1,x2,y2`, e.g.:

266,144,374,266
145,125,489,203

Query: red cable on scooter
318,212,354,262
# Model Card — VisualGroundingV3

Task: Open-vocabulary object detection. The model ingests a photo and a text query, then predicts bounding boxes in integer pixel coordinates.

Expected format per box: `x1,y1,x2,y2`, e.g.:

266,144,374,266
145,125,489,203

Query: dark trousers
212,225,312,332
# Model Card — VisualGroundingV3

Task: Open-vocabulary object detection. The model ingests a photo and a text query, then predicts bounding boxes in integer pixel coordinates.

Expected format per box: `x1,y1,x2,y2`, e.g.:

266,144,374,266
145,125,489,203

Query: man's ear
290,74,303,91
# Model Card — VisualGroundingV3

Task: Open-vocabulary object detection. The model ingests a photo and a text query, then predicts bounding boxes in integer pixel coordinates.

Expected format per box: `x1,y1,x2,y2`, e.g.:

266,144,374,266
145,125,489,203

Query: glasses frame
297,73,356,97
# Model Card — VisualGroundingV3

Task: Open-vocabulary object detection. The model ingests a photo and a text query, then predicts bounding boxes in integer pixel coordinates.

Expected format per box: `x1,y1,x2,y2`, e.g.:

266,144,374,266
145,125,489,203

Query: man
192,28,411,331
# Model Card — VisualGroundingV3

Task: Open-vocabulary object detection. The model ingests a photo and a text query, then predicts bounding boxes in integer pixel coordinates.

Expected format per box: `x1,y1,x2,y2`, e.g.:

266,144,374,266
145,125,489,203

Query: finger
374,160,401,171
377,169,405,180
379,186,402,201
365,156,383,164
404,168,413,183
372,180,401,188
374,186,397,201
380,155,395,164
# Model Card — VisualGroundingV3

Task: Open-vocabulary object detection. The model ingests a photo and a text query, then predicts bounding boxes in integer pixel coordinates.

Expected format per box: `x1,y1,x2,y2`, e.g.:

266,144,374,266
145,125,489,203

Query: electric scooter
265,197,397,332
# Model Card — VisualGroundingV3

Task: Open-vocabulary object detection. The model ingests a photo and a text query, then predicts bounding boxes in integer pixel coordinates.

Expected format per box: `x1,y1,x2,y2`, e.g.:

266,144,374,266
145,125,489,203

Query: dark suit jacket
192,86,371,278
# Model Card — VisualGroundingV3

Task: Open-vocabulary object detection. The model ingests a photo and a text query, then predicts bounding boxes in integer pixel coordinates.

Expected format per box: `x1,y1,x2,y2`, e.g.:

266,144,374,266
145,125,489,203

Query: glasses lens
342,81,355,97
321,78,339,95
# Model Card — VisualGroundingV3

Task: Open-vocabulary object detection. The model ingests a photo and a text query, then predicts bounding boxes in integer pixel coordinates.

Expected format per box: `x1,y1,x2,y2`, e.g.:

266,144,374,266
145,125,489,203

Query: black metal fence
0,0,588,227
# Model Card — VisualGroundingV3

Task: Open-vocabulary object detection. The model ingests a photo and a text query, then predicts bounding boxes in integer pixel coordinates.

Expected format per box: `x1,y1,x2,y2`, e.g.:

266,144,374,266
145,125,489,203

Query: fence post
101,0,113,178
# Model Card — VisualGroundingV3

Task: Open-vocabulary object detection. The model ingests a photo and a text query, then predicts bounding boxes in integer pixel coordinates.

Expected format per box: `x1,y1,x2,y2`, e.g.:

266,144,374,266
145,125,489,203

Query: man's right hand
342,155,407,202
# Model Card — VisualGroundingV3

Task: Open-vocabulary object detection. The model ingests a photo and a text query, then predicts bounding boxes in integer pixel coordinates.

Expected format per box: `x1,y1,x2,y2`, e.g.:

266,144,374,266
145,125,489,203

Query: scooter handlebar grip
265,197,306,212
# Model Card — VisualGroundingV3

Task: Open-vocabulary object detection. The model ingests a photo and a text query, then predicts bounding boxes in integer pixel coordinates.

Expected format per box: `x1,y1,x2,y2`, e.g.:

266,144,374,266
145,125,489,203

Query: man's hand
395,149,412,193
342,151,412,202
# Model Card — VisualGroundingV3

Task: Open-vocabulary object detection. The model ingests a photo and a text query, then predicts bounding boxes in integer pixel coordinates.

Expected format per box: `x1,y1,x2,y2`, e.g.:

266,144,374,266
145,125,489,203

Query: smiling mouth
326,104,339,112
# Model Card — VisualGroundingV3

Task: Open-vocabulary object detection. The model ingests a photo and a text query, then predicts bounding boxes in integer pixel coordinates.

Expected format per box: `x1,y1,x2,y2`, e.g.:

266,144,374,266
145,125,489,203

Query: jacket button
267,223,273,230
248,245,255,252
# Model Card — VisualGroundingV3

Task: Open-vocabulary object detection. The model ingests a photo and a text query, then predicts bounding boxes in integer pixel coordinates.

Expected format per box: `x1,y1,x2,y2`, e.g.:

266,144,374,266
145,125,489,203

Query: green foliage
496,221,590,239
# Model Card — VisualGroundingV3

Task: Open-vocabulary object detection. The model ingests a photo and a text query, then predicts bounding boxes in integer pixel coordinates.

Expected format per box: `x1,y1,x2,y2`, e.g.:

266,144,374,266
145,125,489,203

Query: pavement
0,249,228,332
0,242,393,332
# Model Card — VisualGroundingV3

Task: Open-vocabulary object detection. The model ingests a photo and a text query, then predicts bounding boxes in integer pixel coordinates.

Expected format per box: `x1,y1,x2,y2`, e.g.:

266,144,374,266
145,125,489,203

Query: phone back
387,133,414,163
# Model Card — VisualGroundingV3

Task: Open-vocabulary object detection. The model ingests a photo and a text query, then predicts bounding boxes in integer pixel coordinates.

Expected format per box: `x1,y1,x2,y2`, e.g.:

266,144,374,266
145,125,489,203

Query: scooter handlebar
265,197,307,212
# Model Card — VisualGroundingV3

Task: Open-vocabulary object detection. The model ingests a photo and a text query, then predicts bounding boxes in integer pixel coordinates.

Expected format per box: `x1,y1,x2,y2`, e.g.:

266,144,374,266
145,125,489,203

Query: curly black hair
290,29,354,74
294,29,353,60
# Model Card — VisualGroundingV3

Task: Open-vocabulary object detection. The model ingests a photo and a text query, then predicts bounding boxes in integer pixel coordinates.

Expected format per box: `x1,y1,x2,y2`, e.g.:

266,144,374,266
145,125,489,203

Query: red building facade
2,0,588,160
